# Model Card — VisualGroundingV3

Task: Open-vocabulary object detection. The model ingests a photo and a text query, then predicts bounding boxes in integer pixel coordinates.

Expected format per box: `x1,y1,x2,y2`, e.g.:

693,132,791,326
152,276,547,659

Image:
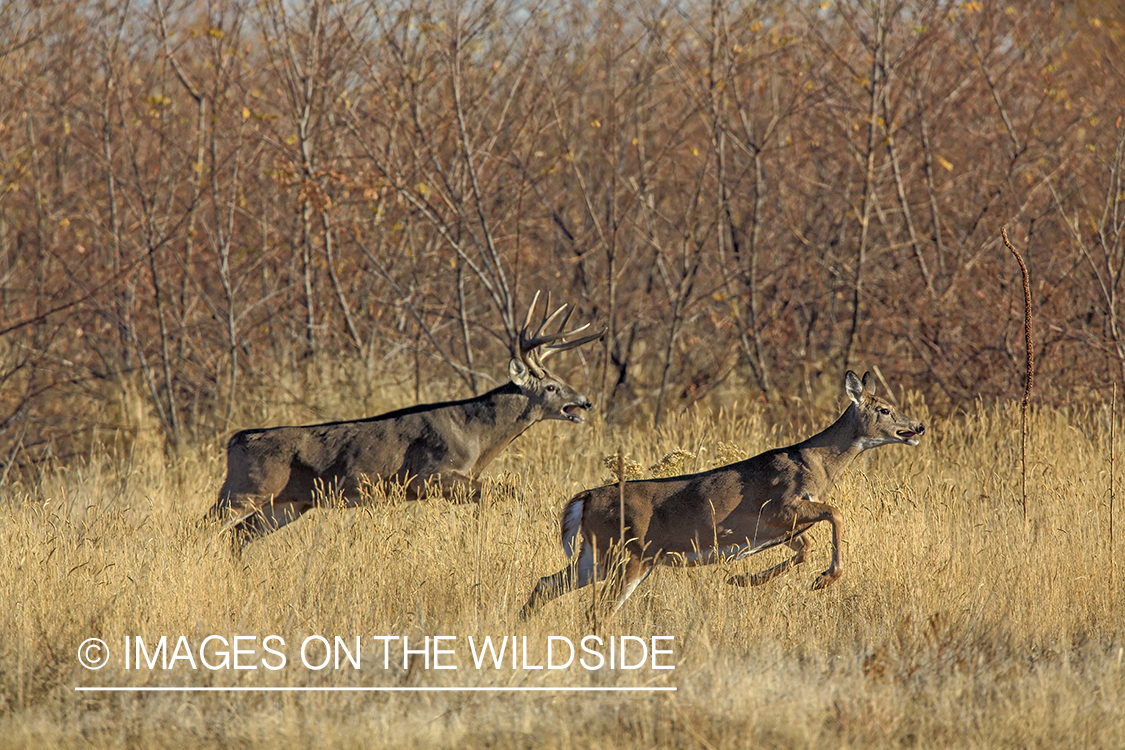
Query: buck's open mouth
897,430,919,445
562,403,588,423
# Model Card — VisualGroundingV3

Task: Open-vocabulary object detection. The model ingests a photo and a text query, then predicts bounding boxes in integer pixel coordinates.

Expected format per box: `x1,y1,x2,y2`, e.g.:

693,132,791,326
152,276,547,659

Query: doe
521,370,925,617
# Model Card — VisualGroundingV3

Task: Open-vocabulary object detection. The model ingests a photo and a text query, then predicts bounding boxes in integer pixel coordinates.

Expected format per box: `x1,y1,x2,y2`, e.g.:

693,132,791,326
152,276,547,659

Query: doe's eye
878,407,891,415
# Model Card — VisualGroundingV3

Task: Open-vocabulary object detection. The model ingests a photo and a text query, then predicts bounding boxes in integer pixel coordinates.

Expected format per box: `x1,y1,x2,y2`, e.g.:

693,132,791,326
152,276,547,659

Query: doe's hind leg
727,533,811,588
612,553,655,612
520,542,602,619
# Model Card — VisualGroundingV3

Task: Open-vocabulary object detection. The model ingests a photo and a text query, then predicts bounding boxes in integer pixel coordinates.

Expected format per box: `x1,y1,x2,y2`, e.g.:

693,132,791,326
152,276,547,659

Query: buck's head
510,291,604,424
845,370,926,449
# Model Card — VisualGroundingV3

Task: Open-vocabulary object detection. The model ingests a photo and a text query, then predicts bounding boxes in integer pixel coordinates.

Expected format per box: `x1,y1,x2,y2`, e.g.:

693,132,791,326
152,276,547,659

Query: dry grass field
1,385,1123,748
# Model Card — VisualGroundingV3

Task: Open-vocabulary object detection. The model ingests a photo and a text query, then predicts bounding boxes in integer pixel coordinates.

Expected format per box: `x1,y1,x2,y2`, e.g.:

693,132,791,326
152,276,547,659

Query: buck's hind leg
727,533,812,588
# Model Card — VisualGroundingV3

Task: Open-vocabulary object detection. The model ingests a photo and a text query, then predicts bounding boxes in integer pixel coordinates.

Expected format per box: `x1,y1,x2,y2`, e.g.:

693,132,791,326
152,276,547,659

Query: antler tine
536,301,570,338
517,290,605,365
520,290,543,340
553,303,575,335
525,305,591,350
520,292,573,348
539,325,605,360
518,291,553,358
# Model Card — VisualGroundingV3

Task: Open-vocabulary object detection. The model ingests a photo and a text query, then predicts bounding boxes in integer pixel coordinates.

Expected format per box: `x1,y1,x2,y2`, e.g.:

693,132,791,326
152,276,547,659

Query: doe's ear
509,358,531,387
845,370,864,404
861,370,876,397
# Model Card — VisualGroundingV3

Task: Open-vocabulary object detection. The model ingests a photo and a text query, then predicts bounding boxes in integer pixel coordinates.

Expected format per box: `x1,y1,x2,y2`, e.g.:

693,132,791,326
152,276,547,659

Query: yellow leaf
936,155,953,171
242,107,250,120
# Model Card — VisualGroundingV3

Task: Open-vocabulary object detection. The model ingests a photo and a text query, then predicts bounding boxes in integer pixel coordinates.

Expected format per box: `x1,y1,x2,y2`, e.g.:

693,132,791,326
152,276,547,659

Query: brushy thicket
2,0,1125,469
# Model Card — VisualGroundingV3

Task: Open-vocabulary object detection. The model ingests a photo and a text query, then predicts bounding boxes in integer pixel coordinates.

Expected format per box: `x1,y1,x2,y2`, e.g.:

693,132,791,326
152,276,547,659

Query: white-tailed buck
521,370,925,617
209,292,603,550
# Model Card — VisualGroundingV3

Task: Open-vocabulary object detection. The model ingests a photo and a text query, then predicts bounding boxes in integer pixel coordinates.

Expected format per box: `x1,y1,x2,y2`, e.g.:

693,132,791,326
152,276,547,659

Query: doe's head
845,369,926,448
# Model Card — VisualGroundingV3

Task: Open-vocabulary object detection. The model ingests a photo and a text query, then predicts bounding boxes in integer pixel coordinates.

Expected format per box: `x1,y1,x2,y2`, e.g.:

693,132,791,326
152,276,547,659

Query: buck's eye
878,407,891,415
545,384,558,393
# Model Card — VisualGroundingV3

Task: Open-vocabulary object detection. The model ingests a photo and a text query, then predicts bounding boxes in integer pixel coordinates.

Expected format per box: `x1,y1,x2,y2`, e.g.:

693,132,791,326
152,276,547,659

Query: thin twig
616,446,627,617
1112,384,1117,595
618,446,626,544
1002,228,1034,521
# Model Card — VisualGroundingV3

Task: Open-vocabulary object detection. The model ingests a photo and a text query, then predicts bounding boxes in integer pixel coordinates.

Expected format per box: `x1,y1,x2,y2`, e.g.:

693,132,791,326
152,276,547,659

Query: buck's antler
518,290,604,375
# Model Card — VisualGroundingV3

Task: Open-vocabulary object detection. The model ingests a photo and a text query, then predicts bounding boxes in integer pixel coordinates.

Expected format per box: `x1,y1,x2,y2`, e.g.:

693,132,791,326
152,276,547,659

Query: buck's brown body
521,370,925,616
209,291,602,550
219,383,554,506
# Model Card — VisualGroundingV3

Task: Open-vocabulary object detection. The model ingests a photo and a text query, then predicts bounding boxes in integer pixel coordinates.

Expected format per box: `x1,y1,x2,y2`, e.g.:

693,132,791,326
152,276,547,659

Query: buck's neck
791,403,866,489
460,382,542,471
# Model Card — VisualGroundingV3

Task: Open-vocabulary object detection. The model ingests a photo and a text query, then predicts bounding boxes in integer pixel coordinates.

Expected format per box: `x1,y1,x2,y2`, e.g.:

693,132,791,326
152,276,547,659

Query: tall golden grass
1,389,1123,748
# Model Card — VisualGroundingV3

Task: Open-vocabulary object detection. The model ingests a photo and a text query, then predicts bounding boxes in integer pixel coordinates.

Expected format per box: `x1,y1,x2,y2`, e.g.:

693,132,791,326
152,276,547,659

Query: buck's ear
861,370,876,397
845,370,864,404
509,358,531,387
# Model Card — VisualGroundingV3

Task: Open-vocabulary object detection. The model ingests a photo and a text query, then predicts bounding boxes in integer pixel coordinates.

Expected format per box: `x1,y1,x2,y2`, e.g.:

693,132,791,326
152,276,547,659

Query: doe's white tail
561,496,585,558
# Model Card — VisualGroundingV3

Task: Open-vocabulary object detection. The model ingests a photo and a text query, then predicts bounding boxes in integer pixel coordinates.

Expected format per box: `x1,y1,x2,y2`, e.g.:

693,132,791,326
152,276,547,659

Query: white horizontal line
75,686,676,693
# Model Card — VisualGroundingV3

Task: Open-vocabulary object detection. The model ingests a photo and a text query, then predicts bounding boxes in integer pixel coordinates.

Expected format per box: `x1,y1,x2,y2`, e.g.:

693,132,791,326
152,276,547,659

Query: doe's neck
793,403,866,487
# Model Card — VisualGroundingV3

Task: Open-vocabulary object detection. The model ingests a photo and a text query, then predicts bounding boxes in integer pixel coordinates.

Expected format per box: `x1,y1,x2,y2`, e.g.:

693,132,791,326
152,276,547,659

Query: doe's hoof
811,570,840,591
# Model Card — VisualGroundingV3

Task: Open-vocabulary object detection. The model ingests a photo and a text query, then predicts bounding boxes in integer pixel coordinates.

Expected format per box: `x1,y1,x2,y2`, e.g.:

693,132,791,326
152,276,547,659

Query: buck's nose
580,397,593,410
915,423,926,435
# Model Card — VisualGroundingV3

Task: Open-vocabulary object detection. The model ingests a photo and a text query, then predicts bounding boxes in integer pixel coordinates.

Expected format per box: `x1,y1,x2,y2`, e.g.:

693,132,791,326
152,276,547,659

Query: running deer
521,370,925,617
208,291,603,550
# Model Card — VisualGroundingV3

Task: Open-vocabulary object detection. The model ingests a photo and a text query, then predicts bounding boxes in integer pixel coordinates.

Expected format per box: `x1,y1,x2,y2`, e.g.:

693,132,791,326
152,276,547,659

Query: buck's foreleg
212,495,314,555
421,471,483,504
727,533,811,588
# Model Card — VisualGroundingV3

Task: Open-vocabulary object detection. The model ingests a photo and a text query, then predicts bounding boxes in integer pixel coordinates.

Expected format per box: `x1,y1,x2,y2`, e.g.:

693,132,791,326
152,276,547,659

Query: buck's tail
560,494,586,559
